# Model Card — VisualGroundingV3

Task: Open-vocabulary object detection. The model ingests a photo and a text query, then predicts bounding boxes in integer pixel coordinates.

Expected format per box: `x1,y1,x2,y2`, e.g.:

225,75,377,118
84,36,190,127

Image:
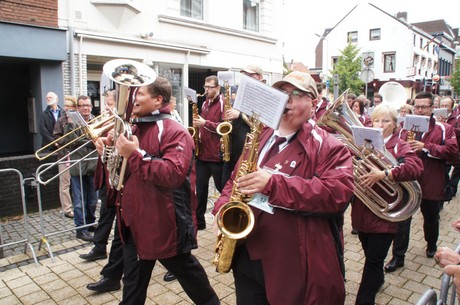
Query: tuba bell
379,81,407,110
102,59,157,190
317,90,421,222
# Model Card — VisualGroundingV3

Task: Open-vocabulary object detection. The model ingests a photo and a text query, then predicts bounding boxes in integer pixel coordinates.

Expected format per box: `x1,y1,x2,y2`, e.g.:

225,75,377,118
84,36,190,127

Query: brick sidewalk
1,194,460,304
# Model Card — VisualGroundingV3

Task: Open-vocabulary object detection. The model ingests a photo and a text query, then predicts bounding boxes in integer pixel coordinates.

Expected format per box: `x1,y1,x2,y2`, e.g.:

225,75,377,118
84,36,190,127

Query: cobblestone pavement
1,192,460,304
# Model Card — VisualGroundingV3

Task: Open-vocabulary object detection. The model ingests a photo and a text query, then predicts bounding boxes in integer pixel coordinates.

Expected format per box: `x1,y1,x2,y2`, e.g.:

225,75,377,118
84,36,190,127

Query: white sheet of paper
217,71,235,86
184,87,198,104
403,115,430,132
233,74,289,130
248,193,274,214
67,111,87,127
433,108,448,118
351,126,384,152
397,116,405,124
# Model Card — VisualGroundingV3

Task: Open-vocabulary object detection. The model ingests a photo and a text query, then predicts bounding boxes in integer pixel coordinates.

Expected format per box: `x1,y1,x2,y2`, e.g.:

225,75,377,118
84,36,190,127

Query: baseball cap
240,64,263,76
272,71,318,99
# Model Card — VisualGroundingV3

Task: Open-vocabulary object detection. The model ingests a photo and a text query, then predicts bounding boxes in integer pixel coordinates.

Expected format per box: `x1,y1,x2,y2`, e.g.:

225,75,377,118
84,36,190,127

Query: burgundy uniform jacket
213,120,354,305
198,94,224,162
352,133,423,233
120,106,198,259
399,115,458,201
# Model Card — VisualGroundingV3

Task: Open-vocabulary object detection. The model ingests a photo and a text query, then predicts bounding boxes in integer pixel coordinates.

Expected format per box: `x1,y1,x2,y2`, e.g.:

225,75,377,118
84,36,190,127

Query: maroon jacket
445,110,460,164
352,134,423,233
213,121,354,305
198,94,224,162
120,106,198,259
399,116,458,201
314,97,330,120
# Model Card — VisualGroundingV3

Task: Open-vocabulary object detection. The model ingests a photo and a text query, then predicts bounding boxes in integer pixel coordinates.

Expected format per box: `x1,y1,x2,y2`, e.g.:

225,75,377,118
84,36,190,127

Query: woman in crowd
352,104,423,305
351,96,372,127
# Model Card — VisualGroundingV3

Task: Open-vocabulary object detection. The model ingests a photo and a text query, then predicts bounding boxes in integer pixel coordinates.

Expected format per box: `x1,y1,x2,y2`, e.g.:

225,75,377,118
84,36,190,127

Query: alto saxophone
213,115,262,273
187,102,200,157
217,82,233,162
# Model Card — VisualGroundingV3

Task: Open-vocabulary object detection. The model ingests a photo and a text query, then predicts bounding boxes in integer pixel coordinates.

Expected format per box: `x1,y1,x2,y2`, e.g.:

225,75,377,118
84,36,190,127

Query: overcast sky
281,0,459,68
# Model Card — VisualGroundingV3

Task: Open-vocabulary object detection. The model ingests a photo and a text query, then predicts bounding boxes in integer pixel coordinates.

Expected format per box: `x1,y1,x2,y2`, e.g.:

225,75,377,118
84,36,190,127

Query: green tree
451,59,460,97
329,43,364,95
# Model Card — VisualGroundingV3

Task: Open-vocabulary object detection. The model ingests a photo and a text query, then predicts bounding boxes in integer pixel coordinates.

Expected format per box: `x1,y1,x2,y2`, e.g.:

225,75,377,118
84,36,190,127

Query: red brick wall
0,0,58,28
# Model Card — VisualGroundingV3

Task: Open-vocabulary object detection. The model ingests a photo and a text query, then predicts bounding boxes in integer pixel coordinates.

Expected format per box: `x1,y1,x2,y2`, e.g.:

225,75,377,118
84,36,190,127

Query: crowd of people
37,64,460,304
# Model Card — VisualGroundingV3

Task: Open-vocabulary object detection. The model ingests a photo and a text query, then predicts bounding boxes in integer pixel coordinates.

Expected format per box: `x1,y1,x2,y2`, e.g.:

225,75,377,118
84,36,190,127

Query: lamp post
315,33,329,94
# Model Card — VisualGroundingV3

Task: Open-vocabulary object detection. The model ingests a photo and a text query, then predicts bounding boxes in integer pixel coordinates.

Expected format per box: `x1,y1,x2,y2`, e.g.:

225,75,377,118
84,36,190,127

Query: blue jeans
71,174,97,233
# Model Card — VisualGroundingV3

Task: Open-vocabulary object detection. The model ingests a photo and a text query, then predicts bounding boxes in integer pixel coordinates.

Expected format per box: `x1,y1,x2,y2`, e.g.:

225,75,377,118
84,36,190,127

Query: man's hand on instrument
116,134,139,159
444,265,460,300
193,116,206,128
359,168,385,188
434,247,460,267
237,166,271,195
408,140,424,152
452,217,460,233
95,137,107,155
225,109,240,120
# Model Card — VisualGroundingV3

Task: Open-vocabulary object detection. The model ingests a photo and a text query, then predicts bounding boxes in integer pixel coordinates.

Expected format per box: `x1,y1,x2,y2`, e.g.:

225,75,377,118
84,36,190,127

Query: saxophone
187,102,200,157
213,115,262,273
216,81,233,162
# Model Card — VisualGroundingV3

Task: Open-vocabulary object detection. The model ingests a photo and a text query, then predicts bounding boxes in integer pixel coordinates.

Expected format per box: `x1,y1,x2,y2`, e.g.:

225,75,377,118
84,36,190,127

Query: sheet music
351,126,385,152
217,71,235,86
67,111,87,127
403,114,430,132
183,87,198,104
233,74,288,129
433,108,448,118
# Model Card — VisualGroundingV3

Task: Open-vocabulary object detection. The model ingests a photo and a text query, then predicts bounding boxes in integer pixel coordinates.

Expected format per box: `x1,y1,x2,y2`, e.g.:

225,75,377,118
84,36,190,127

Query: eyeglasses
78,104,92,108
413,105,432,110
203,85,218,89
281,89,313,100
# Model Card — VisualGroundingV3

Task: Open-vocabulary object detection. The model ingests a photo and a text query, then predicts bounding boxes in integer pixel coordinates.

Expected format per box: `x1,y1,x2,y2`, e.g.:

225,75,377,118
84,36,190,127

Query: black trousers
392,199,440,258
222,160,237,188
356,232,394,305
232,245,269,305
100,218,123,281
94,184,117,253
120,228,219,305
196,159,223,228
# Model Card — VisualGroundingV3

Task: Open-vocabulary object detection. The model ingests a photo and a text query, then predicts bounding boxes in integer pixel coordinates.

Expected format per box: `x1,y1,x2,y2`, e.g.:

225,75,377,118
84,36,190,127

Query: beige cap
240,64,263,76
272,71,318,99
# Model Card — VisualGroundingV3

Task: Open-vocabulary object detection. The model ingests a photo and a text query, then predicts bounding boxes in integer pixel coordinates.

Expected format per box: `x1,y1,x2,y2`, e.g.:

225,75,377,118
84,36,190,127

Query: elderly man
39,91,65,148
213,71,354,305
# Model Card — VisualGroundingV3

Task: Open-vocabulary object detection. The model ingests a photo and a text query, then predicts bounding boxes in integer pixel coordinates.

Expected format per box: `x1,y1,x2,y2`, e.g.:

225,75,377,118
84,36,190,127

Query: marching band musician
194,75,225,230
212,71,354,305
352,104,423,305
105,77,219,305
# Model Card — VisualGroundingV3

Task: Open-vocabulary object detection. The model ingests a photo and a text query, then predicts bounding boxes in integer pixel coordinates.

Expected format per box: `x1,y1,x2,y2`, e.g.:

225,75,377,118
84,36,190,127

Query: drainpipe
69,27,76,96
79,35,83,95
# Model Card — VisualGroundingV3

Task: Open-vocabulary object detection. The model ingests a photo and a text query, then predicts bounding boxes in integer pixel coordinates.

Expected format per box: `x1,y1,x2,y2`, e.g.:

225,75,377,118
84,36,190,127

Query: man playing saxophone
212,71,354,305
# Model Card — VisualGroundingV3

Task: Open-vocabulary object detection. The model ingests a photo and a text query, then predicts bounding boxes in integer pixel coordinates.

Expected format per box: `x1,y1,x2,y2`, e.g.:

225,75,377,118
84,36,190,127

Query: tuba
317,90,421,222
213,115,261,273
216,81,233,162
102,59,157,190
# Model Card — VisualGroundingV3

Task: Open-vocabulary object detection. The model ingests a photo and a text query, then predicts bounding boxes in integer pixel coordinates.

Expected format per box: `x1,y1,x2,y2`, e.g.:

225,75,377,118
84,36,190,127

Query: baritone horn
102,59,157,190
317,90,421,222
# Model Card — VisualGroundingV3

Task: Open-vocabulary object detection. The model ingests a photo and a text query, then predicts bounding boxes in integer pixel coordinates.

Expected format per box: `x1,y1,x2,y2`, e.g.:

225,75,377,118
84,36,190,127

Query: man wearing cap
212,71,354,305
221,64,265,186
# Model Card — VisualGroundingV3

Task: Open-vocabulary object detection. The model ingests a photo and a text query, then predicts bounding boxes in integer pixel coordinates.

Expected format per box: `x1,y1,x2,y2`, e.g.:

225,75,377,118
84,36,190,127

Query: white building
315,3,457,99
59,0,284,125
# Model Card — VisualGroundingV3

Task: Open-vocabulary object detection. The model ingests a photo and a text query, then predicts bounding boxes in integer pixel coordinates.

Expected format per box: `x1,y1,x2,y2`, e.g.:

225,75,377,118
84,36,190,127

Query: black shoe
163,271,177,282
426,245,437,258
351,229,359,235
87,277,121,292
79,248,107,261
384,257,404,272
76,231,94,242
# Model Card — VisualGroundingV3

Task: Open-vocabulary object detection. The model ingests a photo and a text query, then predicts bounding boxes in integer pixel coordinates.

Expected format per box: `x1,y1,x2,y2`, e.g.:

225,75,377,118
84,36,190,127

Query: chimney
396,12,407,22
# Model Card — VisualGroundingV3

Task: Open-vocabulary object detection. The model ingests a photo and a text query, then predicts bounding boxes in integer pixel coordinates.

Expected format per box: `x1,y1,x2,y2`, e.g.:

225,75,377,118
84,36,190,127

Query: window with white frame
347,31,358,43
243,0,259,32
383,53,396,73
180,0,203,19
369,28,380,41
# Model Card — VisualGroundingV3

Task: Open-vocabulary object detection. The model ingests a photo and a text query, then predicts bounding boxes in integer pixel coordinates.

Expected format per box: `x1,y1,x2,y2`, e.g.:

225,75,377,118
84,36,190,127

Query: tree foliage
329,43,364,95
451,59,460,97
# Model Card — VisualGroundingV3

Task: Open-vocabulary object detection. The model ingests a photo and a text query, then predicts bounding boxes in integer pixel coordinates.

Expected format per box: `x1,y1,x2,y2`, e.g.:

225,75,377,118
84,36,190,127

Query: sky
281,0,459,68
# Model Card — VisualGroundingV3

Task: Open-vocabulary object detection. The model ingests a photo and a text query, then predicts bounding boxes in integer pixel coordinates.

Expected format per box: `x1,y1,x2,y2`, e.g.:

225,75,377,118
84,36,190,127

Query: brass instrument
102,59,157,190
213,115,261,273
188,101,200,157
379,81,407,111
317,91,421,222
216,81,233,162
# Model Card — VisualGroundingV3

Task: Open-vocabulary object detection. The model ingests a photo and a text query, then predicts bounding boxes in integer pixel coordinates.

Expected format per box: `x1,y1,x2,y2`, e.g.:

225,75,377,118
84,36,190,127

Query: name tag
248,193,274,214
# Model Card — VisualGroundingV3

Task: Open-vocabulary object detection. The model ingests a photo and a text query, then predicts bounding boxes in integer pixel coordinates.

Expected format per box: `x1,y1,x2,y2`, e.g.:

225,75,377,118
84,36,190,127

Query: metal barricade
0,168,38,266
35,153,99,262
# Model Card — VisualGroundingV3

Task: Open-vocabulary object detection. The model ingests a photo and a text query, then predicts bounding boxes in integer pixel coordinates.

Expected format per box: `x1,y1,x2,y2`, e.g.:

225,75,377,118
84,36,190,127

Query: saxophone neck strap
131,113,171,124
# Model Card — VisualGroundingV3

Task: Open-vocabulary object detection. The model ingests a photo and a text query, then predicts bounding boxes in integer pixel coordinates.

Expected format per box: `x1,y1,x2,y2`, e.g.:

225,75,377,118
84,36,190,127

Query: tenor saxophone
217,82,233,162
188,102,200,157
213,115,262,273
